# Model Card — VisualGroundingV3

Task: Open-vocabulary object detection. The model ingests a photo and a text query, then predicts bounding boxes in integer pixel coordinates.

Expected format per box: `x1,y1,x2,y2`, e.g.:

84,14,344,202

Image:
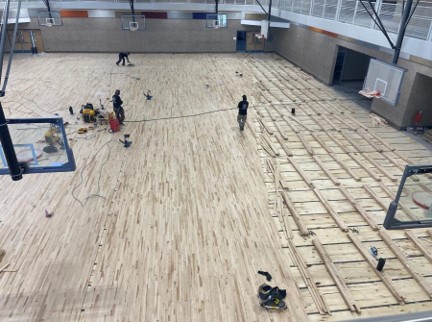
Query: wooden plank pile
424,129,432,144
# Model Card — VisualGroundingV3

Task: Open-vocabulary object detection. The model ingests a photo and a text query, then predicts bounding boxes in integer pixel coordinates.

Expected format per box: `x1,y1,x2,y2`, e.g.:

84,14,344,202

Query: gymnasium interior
0,0,432,321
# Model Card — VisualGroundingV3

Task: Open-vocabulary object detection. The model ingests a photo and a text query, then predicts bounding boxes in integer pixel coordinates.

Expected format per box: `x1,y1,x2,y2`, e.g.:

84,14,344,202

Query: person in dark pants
237,94,249,131
116,52,130,66
112,89,125,124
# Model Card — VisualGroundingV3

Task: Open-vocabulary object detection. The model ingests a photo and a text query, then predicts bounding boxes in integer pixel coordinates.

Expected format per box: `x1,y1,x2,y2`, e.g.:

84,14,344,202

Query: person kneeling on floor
112,89,125,125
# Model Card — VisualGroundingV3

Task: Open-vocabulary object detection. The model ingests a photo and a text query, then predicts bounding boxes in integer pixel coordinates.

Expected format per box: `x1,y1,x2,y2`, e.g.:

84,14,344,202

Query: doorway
333,50,346,83
236,31,246,52
332,46,371,84
332,46,373,108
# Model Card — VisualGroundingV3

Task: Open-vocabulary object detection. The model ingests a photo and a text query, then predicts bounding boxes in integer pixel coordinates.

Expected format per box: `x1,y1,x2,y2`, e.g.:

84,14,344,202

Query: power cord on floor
71,139,121,207
71,106,242,206
124,106,238,123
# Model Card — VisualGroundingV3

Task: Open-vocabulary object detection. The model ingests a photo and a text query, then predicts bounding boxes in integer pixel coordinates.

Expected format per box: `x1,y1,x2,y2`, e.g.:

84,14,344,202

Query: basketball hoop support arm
358,0,419,64
254,0,272,48
129,0,136,21
0,104,22,180
255,0,268,15
267,0,272,43
392,0,415,64
41,0,53,19
0,0,24,180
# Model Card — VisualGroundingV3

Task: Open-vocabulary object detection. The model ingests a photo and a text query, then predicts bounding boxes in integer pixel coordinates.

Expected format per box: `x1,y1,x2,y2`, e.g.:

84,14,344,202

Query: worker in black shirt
116,52,130,66
112,89,125,124
237,95,249,131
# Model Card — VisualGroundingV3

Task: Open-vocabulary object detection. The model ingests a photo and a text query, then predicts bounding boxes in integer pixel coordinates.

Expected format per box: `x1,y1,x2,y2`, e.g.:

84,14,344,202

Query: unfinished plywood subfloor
250,54,432,321
0,53,430,322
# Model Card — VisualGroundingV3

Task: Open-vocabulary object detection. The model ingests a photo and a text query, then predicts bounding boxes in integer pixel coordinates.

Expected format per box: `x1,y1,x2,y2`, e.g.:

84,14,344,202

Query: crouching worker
112,89,125,125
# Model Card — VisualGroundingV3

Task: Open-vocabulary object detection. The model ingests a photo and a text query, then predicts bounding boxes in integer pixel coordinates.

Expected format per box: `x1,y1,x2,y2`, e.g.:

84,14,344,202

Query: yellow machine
82,108,96,123
44,125,61,146
43,124,64,153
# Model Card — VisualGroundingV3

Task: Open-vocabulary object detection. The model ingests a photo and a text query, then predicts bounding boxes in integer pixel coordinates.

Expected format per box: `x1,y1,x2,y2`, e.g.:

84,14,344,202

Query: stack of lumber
423,129,432,144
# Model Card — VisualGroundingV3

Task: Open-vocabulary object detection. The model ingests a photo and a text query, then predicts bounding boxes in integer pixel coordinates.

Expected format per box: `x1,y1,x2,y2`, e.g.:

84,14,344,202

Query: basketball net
45,18,54,27
358,89,381,98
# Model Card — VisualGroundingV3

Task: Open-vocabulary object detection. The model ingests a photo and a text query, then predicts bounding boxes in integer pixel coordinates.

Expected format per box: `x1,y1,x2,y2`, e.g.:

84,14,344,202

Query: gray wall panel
272,25,338,84
272,23,432,128
24,18,250,53
405,73,432,126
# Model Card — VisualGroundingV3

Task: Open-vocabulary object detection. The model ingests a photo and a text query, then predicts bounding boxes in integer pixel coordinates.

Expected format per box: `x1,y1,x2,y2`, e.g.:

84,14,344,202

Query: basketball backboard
121,15,146,31
206,14,227,28
0,117,76,176
383,165,432,229
260,20,269,39
362,59,406,105
37,11,63,27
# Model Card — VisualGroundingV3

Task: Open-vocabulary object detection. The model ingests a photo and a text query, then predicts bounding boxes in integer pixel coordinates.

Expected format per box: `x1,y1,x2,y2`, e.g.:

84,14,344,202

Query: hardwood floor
0,53,431,321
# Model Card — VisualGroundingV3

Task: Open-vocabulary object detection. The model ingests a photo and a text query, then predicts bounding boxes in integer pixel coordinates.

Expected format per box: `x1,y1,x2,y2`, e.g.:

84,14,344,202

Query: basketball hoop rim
412,191,432,210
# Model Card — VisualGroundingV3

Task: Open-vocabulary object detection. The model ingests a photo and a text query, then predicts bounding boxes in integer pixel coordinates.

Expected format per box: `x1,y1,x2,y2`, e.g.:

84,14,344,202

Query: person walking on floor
112,89,125,125
237,94,249,131
116,52,130,66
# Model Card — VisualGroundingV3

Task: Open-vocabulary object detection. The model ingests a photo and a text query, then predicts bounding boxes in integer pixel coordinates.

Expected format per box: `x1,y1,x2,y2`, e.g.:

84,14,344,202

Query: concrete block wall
23,18,257,53
395,59,432,128
271,25,339,84
405,73,432,126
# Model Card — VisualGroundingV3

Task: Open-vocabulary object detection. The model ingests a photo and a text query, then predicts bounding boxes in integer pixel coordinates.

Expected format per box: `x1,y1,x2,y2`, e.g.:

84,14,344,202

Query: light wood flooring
0,53,431,321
